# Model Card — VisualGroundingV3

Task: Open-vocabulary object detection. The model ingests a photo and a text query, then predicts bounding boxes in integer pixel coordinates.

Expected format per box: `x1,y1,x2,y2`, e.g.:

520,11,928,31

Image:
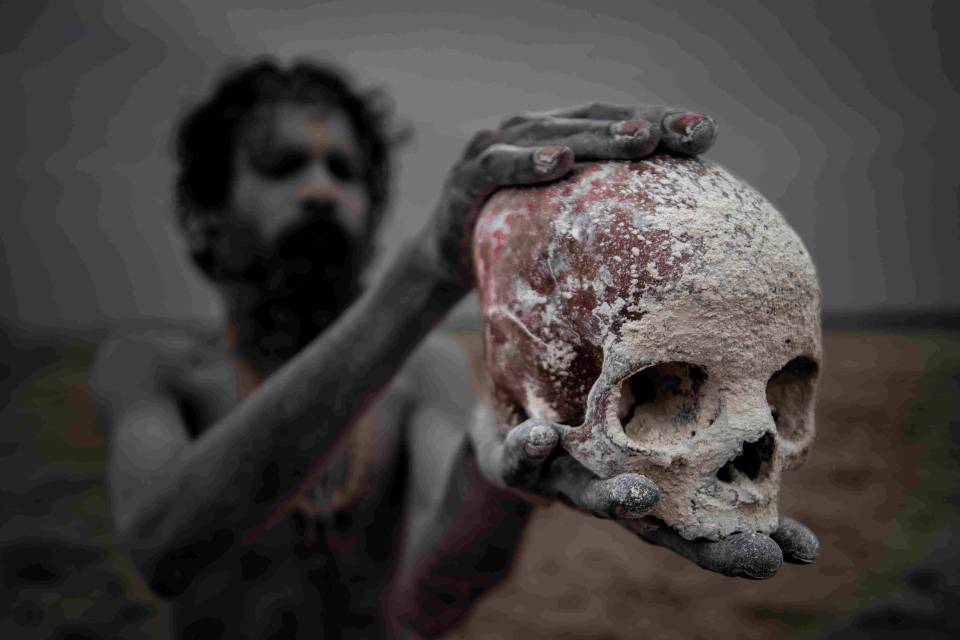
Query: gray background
2,0,957,332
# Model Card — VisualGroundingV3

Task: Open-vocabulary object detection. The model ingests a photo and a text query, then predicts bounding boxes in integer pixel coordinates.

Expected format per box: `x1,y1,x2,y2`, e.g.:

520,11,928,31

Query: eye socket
618,362,709,447
326,151,359,183
766,356,819,440
252,150,309,181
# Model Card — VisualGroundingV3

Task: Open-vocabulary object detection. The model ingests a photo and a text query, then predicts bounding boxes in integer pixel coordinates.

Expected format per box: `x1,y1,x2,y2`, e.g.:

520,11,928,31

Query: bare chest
166,349,410,635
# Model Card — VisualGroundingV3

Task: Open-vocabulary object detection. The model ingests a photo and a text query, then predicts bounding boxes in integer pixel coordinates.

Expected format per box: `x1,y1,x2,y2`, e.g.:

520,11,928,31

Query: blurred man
90,58,818,638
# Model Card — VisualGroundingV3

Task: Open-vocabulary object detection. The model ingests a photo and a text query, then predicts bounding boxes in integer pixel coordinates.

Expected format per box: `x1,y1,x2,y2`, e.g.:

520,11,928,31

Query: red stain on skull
474,156,707,426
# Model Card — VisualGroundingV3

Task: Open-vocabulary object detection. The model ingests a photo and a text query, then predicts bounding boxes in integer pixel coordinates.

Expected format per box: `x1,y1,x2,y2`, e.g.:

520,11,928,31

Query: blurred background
2,1,957,638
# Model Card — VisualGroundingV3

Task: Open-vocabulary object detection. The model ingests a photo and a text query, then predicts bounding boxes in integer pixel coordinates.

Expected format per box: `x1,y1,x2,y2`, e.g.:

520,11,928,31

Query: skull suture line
473,156,821,541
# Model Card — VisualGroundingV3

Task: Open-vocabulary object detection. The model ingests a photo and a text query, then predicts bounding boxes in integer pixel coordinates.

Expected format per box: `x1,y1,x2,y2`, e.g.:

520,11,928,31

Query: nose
715,431,776,484
299,195,363,241
299,158,336,192
300,195,339,219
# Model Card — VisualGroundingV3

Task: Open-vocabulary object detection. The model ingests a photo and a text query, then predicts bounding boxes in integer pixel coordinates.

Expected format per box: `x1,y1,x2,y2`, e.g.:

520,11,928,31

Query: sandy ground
1,330,958,638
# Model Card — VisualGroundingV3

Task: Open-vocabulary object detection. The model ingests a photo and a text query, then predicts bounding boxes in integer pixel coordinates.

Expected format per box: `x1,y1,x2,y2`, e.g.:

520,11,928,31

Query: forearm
396,438,533,637
129,238,465,592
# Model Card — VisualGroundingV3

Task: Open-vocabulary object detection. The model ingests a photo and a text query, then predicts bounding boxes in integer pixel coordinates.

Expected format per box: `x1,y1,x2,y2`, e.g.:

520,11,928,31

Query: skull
473,156,821,541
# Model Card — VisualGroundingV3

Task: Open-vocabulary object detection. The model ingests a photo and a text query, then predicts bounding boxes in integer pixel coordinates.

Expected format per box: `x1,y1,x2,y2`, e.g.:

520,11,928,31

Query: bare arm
396,434,533,637
389,334,535,636
92,242,461,597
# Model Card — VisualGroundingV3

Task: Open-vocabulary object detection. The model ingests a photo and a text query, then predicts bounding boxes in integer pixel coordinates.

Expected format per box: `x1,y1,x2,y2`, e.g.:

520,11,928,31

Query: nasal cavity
716,432,775,483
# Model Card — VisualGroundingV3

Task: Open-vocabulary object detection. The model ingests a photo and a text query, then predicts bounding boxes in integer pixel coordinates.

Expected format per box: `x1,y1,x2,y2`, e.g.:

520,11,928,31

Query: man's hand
469,404,820,580
626,515,820,580
470,404,660,519
423,103,719,290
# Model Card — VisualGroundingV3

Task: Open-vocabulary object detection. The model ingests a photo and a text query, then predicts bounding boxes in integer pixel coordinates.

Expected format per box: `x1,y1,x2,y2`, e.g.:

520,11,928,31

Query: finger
771,516,820,564
531,105,719,156
500,105,718,156
545,456,659,519
659,111,718,156
499,116,631,142
495,117,660,161
503,104,676,129
469,407,562,490
696,532,783,579
463,116,663,160
461,128,501,161
632,523,783,579
501,103,638,127
453,144,574,199
498,419,561,488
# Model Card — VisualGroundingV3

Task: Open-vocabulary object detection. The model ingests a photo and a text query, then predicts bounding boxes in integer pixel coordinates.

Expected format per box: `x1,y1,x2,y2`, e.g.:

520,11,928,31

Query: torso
104,324,488,639
155,327,415,639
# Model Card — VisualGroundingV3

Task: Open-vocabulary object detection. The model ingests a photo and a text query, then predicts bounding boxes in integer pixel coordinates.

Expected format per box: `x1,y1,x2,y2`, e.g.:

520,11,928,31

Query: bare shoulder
89,323,225,406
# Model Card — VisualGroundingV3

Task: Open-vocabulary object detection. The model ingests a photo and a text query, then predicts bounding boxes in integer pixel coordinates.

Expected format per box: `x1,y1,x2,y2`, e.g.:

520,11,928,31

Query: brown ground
1,331,957,638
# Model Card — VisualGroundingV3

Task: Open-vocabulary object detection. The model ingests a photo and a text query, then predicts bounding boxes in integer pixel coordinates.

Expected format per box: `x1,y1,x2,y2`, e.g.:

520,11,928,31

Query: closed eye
252,150,309,180
326,151,359,183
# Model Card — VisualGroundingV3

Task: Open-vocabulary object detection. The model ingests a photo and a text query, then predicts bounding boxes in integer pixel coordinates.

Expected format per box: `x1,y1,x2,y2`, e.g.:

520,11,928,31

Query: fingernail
665,112,706,137
611,119,650,137
609,475,659,517
524,424,557,457
535,145,565,168
726,533,783,579
771,519,821,564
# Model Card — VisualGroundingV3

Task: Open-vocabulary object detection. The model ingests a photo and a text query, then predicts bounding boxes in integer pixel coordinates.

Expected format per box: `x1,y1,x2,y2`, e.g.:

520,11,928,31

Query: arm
391,103,728,632
391,330,659,636
393,406,657,637
389,334,537,636
396,435,533,637
92,245,462,597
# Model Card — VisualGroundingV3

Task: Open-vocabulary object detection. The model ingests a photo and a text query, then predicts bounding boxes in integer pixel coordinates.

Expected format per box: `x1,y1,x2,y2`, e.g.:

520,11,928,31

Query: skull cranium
473,156,821,540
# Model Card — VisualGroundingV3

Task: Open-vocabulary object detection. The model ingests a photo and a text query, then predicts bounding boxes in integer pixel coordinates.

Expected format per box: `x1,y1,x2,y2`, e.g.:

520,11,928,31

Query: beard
221,210,366,372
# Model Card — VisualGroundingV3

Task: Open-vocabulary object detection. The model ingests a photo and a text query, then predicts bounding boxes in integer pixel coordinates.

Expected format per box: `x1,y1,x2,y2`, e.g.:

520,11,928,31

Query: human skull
473,156,821,541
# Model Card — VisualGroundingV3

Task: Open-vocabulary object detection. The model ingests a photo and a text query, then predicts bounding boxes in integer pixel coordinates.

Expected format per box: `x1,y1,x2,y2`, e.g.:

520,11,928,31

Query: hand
423,103,719,290
626,515,820,580
469,404,820,579
469,404,660,519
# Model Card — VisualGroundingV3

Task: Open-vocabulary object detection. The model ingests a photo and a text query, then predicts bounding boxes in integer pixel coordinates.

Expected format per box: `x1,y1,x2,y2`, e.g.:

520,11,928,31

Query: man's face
232,101,371,245
216,101,373,348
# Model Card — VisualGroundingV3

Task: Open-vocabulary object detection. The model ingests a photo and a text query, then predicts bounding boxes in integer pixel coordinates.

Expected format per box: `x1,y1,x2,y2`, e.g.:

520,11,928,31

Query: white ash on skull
473,155,821,541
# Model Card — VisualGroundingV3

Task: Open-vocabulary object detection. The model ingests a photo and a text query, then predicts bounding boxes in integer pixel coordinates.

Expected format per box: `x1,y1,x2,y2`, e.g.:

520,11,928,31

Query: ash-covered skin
474,155,821,541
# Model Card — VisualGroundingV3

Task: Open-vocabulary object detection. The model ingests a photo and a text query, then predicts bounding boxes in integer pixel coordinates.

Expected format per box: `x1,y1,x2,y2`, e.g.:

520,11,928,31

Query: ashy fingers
545,456,659,519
